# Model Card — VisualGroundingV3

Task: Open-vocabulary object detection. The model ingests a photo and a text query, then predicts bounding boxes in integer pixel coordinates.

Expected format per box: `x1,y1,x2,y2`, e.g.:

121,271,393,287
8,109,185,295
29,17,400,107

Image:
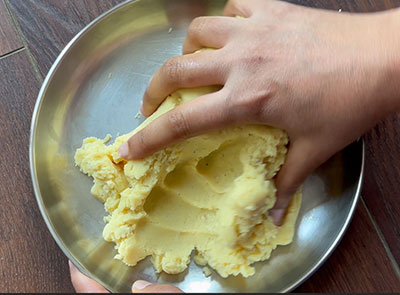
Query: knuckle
167,110,191,139
226,0,252,17
227,0,240,10
220,100,232,124
161,57,184,84
221,91,235,122
219,88,246,125
271,1,297,19
241,48,271,65
134,131,150,154
252,96,274,122
229,85,276,123
188,17,208,37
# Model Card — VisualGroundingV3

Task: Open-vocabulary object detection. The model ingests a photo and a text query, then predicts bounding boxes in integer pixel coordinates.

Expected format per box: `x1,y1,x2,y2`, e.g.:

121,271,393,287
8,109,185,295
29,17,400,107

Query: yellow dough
75,86,301,278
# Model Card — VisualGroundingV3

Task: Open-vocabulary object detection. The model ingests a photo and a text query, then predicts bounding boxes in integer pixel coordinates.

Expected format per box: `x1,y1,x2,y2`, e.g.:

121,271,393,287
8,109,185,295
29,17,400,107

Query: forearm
375,8,400,114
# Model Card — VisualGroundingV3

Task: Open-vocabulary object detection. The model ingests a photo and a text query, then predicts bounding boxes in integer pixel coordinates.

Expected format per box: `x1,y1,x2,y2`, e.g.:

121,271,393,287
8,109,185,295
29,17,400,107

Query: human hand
119,0,400,225
69,261,183,293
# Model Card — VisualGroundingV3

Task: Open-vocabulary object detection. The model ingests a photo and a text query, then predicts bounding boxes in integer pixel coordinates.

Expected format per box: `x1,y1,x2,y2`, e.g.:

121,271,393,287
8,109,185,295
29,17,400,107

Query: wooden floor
0,0,399,292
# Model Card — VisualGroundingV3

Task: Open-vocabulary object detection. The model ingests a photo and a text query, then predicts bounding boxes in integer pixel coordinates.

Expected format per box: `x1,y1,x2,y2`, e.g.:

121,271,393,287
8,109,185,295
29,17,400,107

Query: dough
75,86,301,278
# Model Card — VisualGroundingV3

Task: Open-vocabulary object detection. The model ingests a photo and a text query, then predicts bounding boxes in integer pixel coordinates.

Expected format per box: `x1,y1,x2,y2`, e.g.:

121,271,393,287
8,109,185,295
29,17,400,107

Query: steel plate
30,0,364,292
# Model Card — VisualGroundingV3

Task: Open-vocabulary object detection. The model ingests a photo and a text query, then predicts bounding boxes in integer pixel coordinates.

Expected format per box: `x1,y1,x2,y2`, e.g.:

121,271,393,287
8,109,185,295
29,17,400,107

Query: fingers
69,261,109,293
69,262,183,294
269,139,316,226
182,16,241,54
141,51,226,116
222,0,263,17
132,280,183,293
120,89,237,160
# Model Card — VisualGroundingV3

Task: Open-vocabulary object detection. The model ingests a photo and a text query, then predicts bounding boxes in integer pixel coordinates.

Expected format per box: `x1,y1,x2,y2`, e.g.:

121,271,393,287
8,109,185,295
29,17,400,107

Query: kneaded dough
75,86,301,278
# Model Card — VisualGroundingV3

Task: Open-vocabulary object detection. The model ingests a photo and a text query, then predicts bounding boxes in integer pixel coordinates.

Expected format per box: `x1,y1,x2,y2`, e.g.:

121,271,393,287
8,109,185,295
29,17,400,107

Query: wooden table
1,0,399,292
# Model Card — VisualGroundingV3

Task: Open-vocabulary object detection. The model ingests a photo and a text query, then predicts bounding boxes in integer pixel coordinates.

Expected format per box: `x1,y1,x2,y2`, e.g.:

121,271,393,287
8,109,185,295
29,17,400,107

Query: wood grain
0,50,74,293
7,0,125,78
0,0,22,56
0,0,399,293
296,203,400,293
363,115,400,265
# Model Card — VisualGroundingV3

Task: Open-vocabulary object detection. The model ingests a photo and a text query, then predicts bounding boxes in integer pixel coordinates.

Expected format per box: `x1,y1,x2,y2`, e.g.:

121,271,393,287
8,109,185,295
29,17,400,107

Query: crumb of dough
103,134,112,144
75,86,302,278
203,266,212,277
168,27,173,33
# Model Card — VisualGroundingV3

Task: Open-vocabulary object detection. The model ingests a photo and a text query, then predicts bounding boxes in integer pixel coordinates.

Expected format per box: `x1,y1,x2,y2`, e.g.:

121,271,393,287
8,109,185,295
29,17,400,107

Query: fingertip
141,88,157,117
140,102,153,117
140,102,145,115
181,39,193,55
118,143,130,159
269,192,293,226
140,104,147,117
269,208,286,226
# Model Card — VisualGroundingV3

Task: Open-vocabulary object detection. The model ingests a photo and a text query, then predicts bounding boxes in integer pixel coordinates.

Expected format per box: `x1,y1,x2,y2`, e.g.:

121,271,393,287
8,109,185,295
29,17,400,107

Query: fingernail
133,280,152,290
119,143,129,159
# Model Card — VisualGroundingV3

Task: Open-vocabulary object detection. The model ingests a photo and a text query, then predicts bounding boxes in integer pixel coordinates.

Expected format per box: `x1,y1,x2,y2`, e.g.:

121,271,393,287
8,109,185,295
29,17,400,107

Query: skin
119,0,400,224
73,0,400,292
69,261,182,293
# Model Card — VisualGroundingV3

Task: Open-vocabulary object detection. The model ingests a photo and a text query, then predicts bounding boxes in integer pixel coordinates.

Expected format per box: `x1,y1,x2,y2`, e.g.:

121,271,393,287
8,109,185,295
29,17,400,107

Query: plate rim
29,0,365,292
29,0,137,291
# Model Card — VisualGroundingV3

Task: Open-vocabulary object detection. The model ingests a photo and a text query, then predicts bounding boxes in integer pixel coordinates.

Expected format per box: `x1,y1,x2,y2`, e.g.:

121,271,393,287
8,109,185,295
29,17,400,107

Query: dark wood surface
7,0,123,77
0,0,399,293
0,0,21,56
363,116,400,265
296,202,399,293
0,50,73,292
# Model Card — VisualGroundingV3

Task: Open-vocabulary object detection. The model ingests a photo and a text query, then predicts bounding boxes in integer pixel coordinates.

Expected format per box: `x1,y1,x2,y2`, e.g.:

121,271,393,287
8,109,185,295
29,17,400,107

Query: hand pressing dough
75,86,301,278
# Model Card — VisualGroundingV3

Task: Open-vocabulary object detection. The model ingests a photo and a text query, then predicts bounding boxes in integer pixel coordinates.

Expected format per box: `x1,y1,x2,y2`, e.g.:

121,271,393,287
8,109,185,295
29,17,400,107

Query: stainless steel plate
30,0,364,292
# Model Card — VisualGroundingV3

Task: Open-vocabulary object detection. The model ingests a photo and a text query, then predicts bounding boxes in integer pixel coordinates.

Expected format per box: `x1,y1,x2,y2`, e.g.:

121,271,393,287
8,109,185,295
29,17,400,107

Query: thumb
132,280,184,293
269,138,316,226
